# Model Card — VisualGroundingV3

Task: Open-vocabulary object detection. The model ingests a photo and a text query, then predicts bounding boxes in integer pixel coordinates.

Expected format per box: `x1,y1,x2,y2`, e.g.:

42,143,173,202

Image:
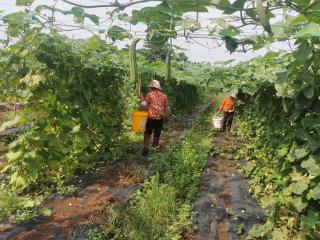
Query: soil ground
192,134,265,240
0,126,186,240
0,103,264,240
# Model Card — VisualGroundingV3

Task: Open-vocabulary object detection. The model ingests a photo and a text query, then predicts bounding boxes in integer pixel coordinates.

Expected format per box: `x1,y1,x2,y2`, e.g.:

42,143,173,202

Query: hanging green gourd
166,13,174,82
129,39,148,133
166,48,171,82
129,38,141,96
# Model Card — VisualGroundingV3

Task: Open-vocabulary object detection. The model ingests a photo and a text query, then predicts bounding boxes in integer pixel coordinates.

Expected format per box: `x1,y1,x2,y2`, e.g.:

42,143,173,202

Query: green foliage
41,207,52,217
69,7,86,23
107,26,132,41
2,11,29,37
104,122,212,239
3,0,320,56
16,0,35,6
0,29,203,193
294,23,320,38
2,0,320,237
3,34,127,190
86,227,110,240
0,184,42,223
219,46,320,238
150,127,212,200
300,210,319,232
109,176,178,240
0,30,205,226
0,112,18,127
54,173,77,196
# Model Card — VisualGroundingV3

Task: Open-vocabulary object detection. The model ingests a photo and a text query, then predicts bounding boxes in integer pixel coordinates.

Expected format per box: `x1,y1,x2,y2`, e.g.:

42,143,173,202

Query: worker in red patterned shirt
140,80,170,156
218,93,237,132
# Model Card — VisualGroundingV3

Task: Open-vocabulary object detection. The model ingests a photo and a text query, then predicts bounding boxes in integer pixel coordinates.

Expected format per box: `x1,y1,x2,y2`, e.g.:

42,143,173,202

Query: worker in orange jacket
218,93,237,132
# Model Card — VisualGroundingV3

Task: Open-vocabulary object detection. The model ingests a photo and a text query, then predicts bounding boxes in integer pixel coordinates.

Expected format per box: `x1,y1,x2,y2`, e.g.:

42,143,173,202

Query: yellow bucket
131,111,148,133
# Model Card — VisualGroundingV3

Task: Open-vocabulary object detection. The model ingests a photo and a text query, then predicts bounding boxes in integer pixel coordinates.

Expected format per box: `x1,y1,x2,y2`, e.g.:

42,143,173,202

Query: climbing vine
208,49,320,238
4,35,128,189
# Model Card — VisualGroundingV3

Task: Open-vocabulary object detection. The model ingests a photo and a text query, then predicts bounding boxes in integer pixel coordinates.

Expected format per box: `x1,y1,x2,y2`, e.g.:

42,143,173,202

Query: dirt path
193,134,265,240
0,127,188,240
0,103,211,240
1,160,144,240
0,101,207,240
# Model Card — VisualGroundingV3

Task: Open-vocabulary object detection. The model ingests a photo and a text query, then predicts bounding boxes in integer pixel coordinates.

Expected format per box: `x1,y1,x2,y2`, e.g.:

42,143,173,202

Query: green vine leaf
219,28,240,37
303,85,314,99
248,220,274,238
292,197,308,212
16,0,35,6
2,12,29,37
301,156,320,178
288,145,309,162
271,228,288,239
293,42,313,62
300,210,319,231
41,208,53,217
294,147,309,160
169,0,211,13
231,0,246,10
294,22,320,38
85,36,105,50
307,184,320,200
107,25,132,41
85,14,99,25
69,7,85,24
10,171,28,190
290,175,310,195
277,145,289,157
223,36,238,53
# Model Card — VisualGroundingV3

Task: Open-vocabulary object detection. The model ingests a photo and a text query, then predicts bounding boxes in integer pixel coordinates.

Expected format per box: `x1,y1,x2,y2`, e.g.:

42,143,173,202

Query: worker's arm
139,93,149,109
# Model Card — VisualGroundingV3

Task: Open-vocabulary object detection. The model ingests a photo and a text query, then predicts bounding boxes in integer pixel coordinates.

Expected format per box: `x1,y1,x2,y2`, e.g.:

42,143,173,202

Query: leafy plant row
0,33,202,209
87,115,212,240
209,47,320,239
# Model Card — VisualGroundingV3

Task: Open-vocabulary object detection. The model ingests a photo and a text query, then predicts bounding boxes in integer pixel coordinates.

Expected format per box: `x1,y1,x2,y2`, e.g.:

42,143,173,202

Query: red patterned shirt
144,89,169,119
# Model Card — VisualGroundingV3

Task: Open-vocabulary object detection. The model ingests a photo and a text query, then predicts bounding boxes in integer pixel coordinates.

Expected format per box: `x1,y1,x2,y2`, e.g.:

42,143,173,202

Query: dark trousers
222,112,234,131
145,118,164,137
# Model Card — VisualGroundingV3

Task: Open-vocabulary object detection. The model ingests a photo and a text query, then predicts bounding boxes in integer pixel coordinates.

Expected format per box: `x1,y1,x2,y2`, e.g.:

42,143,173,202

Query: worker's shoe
141,148,149,157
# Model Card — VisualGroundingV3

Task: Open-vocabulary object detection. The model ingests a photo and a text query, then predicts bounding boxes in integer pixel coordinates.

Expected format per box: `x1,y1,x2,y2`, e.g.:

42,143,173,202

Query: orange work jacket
219,97,235,113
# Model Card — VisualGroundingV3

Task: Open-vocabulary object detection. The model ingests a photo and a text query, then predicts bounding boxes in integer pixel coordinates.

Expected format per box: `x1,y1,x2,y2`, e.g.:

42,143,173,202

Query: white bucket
212,117,223,129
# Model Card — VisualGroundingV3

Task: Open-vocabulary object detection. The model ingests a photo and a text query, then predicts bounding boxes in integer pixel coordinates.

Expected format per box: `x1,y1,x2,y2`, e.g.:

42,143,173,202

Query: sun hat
231,93,237,98
149,79,162,90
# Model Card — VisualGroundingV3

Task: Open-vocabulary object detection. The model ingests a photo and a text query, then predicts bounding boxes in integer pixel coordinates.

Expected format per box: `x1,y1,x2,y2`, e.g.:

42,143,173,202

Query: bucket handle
213,111,221,117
